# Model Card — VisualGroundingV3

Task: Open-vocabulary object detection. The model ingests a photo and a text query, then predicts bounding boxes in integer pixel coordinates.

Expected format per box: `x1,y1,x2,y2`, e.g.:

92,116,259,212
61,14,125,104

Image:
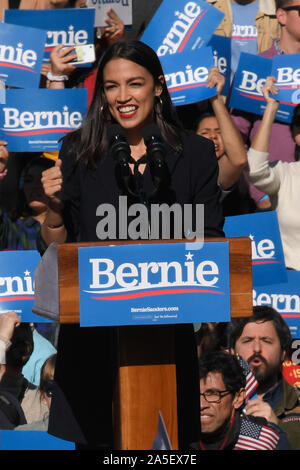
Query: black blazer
60,130,225,242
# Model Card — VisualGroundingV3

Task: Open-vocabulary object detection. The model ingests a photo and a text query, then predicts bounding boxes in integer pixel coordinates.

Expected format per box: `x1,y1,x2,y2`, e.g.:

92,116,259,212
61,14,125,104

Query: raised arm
207,67,247,190
40,158,68,245
250,77,279,152
247,77,281,195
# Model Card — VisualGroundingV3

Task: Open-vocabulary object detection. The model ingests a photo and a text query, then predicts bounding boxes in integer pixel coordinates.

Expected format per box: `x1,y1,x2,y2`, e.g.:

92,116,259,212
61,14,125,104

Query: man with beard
230,306,300,449
189,351,289,450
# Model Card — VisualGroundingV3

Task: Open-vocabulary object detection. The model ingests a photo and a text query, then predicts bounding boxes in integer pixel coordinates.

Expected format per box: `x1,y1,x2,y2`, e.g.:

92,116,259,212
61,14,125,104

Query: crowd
0,0,299,452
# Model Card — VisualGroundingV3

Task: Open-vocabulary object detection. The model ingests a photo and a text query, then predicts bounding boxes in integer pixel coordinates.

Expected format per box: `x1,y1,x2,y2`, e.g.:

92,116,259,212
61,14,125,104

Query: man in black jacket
190,351,290,450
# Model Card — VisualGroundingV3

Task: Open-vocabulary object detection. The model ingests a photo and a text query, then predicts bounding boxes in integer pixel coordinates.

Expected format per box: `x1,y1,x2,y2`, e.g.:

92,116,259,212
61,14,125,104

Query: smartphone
64,44,96,65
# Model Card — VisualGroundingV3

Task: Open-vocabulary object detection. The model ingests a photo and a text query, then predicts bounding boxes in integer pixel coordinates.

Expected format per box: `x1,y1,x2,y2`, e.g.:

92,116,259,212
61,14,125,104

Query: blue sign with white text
253,270,300,338
0,88,87,152
230,52,297,123
160,46,216,106
229,53,272,117
0,250,50,322
141,0,224,57
0,431,75,450
224,211,287,286
207,34,231,97
78,241,231,327
0,22,46,88
4,8,95,63
271,53,300,121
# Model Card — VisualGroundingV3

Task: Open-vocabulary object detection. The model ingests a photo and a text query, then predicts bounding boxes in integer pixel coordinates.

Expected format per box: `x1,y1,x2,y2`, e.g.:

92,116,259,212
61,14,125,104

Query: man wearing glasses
189,351,290,450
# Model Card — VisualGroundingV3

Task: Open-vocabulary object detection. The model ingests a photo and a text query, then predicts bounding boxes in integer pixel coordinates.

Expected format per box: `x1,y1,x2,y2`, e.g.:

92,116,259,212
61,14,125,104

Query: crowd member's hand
207,67,225,96
0,140,9,176
101,8,127,44
50,45,77,77
245,397,279,425
41,159,63,212
0,311,21,342
41,63,51,78
261,76,279,106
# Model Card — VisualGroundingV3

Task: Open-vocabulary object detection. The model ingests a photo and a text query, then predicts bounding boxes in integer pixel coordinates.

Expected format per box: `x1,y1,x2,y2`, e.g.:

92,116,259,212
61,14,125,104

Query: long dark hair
70,40,183,165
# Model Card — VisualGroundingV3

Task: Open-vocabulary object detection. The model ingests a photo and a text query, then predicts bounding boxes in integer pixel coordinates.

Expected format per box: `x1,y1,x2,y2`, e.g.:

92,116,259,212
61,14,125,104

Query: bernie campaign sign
229,52,297,123
207,34,231,97
272,53,300,116
160,45,216,106
224,211,287,286
253,270,300,338
4,8,95,64
141,0,224,57
0,22,46,89
78,241,231,327
0,431,75,450
87,0,132,28
0,250,50,323
0,88,88,152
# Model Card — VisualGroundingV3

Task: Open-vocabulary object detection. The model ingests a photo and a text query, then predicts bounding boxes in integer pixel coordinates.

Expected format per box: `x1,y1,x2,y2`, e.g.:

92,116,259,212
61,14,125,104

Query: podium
33,237,252,450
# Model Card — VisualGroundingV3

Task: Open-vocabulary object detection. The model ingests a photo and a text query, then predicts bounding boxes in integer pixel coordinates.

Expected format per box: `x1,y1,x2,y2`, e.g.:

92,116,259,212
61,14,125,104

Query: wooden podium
36,237,252,450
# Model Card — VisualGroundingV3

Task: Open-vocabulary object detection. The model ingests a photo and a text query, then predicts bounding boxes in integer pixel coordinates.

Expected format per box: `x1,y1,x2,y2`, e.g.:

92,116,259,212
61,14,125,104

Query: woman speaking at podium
40,40,224,449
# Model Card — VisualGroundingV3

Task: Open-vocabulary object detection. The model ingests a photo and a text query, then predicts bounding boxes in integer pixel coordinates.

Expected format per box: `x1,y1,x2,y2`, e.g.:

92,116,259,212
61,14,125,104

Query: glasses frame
282,6,300,16
200,389,233,403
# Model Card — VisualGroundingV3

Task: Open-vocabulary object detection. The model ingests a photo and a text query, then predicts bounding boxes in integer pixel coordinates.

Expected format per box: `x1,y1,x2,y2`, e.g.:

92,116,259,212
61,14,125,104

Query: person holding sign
47,7,127,105
247,76,300,271
40,39,224,449
231,0,300,210
196,67,247,192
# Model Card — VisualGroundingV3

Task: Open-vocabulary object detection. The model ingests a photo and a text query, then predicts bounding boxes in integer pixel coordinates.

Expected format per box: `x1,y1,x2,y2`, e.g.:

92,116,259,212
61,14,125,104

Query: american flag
235,418,280,450
237,356,259,399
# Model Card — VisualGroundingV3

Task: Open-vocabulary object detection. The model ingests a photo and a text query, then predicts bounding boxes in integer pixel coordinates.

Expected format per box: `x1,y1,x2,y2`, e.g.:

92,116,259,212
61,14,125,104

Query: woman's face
103,58,162,137
196,116,225,159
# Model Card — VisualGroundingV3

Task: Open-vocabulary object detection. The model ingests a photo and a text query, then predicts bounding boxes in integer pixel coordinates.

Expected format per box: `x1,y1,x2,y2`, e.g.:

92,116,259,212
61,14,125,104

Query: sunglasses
282,5,300,15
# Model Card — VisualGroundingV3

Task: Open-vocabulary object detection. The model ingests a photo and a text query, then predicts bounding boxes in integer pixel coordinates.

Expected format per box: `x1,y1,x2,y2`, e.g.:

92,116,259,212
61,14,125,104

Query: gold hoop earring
154,96,163,116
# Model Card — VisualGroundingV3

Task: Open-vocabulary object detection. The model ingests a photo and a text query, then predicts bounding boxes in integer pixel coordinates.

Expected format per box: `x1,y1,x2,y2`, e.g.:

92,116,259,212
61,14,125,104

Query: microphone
107,124,131,167
107,124,137,196
142,123,166,169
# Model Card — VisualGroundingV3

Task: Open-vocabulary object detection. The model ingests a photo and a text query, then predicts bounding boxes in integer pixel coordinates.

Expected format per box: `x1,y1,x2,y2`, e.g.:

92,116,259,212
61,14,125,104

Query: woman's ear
155,75,164,97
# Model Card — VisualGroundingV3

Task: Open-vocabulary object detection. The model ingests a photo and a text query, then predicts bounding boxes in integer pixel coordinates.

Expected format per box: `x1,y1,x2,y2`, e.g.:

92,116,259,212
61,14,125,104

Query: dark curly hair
198,351,246,393
229,305,292,352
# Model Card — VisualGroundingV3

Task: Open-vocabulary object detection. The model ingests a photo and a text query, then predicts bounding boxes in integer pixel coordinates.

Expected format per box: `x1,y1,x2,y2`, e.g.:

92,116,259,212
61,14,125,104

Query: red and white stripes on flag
235,419,280,450
237,356,259,399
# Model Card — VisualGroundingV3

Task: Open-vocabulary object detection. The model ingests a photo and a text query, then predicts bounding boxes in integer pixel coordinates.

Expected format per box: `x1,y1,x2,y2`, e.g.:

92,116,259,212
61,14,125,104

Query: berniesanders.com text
131,306,179,313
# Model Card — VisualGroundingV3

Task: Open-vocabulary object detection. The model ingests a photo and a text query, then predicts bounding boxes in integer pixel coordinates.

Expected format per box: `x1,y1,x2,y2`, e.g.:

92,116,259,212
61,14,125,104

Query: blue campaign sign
0,250,50,323
0,22,46,88
224,211,287,286
0,88,87,152
207,34,231,97
253,270,300,338
271,53,300,122
78,241,231,327
229,53,272,116
141,0,224,57
0,430,75,450
160,46,216,106
229,53,295,123
4,8,95,63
